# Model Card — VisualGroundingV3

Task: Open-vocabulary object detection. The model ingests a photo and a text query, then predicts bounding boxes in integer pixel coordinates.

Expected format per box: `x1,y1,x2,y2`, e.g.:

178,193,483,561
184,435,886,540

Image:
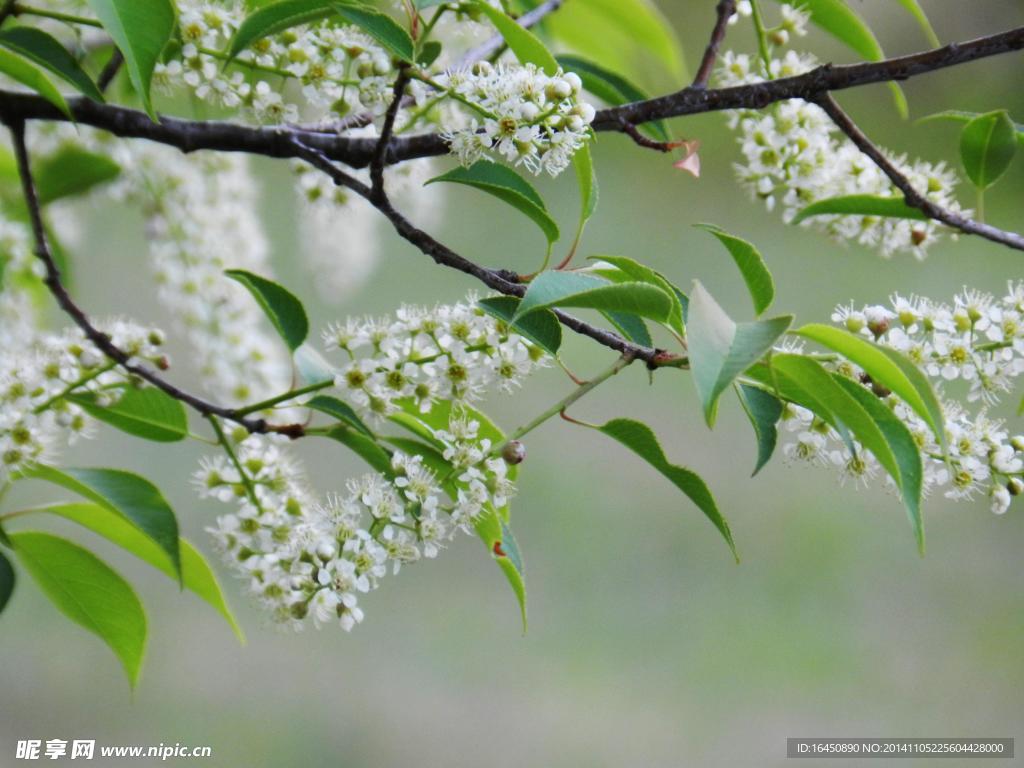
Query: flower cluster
717,10,966,259
107,139,294,407
780,283,1024,515
439,61,595,176
322,295,549,422
201,414,515,631
0,321,167,483
154,0,397,123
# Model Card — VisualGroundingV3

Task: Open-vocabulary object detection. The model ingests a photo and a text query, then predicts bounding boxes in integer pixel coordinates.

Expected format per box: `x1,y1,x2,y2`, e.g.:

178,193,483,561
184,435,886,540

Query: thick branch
814,93,1024,252
5,119,308,438
1,27,1021,169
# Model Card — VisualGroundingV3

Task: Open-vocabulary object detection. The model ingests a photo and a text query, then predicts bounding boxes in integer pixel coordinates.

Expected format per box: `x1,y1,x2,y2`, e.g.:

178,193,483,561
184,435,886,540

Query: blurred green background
2,2,1023,766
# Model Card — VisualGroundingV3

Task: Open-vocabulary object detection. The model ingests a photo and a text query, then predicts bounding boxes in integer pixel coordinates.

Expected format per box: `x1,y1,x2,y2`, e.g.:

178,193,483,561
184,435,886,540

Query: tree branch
288,137,679,367
5,118,309,438
1,27,1020,169
814,93,1024,252
692,0,737,89
370,67,410,201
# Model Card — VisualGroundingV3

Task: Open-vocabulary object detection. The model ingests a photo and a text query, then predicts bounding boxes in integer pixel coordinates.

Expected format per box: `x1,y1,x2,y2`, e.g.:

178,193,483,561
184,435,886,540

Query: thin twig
5,118,309,438
814,93,1024,252
289,137,679,367
96,49,123,93
692,0,737,88
370,67,410,201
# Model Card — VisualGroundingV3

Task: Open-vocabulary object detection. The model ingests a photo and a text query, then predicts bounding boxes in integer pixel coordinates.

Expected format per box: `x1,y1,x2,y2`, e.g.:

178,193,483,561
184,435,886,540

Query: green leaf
0,26,104,102
32,146,120,205
894,0,939,47
694,223,775,316
589,255,685,337
545,0,686,89
33,502,244,641
774,0,906,117
293,342,335,386
306,395,374,437
477,295,562,355
794,323,945,447
687,281,792,427
69,386,188,443
0,48,71,119
833,377,924,553
19,466,181,580
494,518,526,631
11,531,146,686
596,418,737,560
0,548,14,615
736,383,783,476
416,39,442,67
86,0,176,120
333,3,415,62
791,194,926,225
228,0,336,60
426,162,559,246
473,1,558,74
602,310,651,347
571,143,598,246
515,271,673,325
959,110,1017,190
225,269,309,352
769,354,902,486
555,54,668,141
918,110,1024,146
322,426,393,475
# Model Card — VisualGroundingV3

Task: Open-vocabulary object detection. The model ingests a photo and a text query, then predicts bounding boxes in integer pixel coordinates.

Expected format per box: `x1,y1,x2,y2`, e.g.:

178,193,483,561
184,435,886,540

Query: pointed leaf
86,0,176,120
0,48,70,118
918,110,1024,146
596,418,737,560
571,143,598,245
228,0,335,59
694,223,775,315
0,26,104,102
18,466,181,580
602,310,652,347
515,271,673,324
225,269,309,352
473,1,558,74
736,383,783,476
33,146,120,205
306,395,374,437
834,378,924,553
960,110,1017,189
770,355,902,487
333,3,415,62
791,194,926,224
427,162,559,245
687,281,791,426
0,549,14,615
795,323,945,446
11,531,146,685
33,502,244,641
321,426,393,475
69,386,187,443
590,255,685,336
477,296,562,355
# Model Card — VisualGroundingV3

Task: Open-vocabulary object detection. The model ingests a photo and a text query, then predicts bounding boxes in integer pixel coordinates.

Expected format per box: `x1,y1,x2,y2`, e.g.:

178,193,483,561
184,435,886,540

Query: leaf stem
11,3,100,27
748,0,773,74
493,353,634,454
207,414,264,514
234,379,334,416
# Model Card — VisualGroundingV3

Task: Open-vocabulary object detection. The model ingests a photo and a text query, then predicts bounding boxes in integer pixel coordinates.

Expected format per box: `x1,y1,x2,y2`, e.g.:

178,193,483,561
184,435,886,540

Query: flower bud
1008,478,1023,496
501,440,526,465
